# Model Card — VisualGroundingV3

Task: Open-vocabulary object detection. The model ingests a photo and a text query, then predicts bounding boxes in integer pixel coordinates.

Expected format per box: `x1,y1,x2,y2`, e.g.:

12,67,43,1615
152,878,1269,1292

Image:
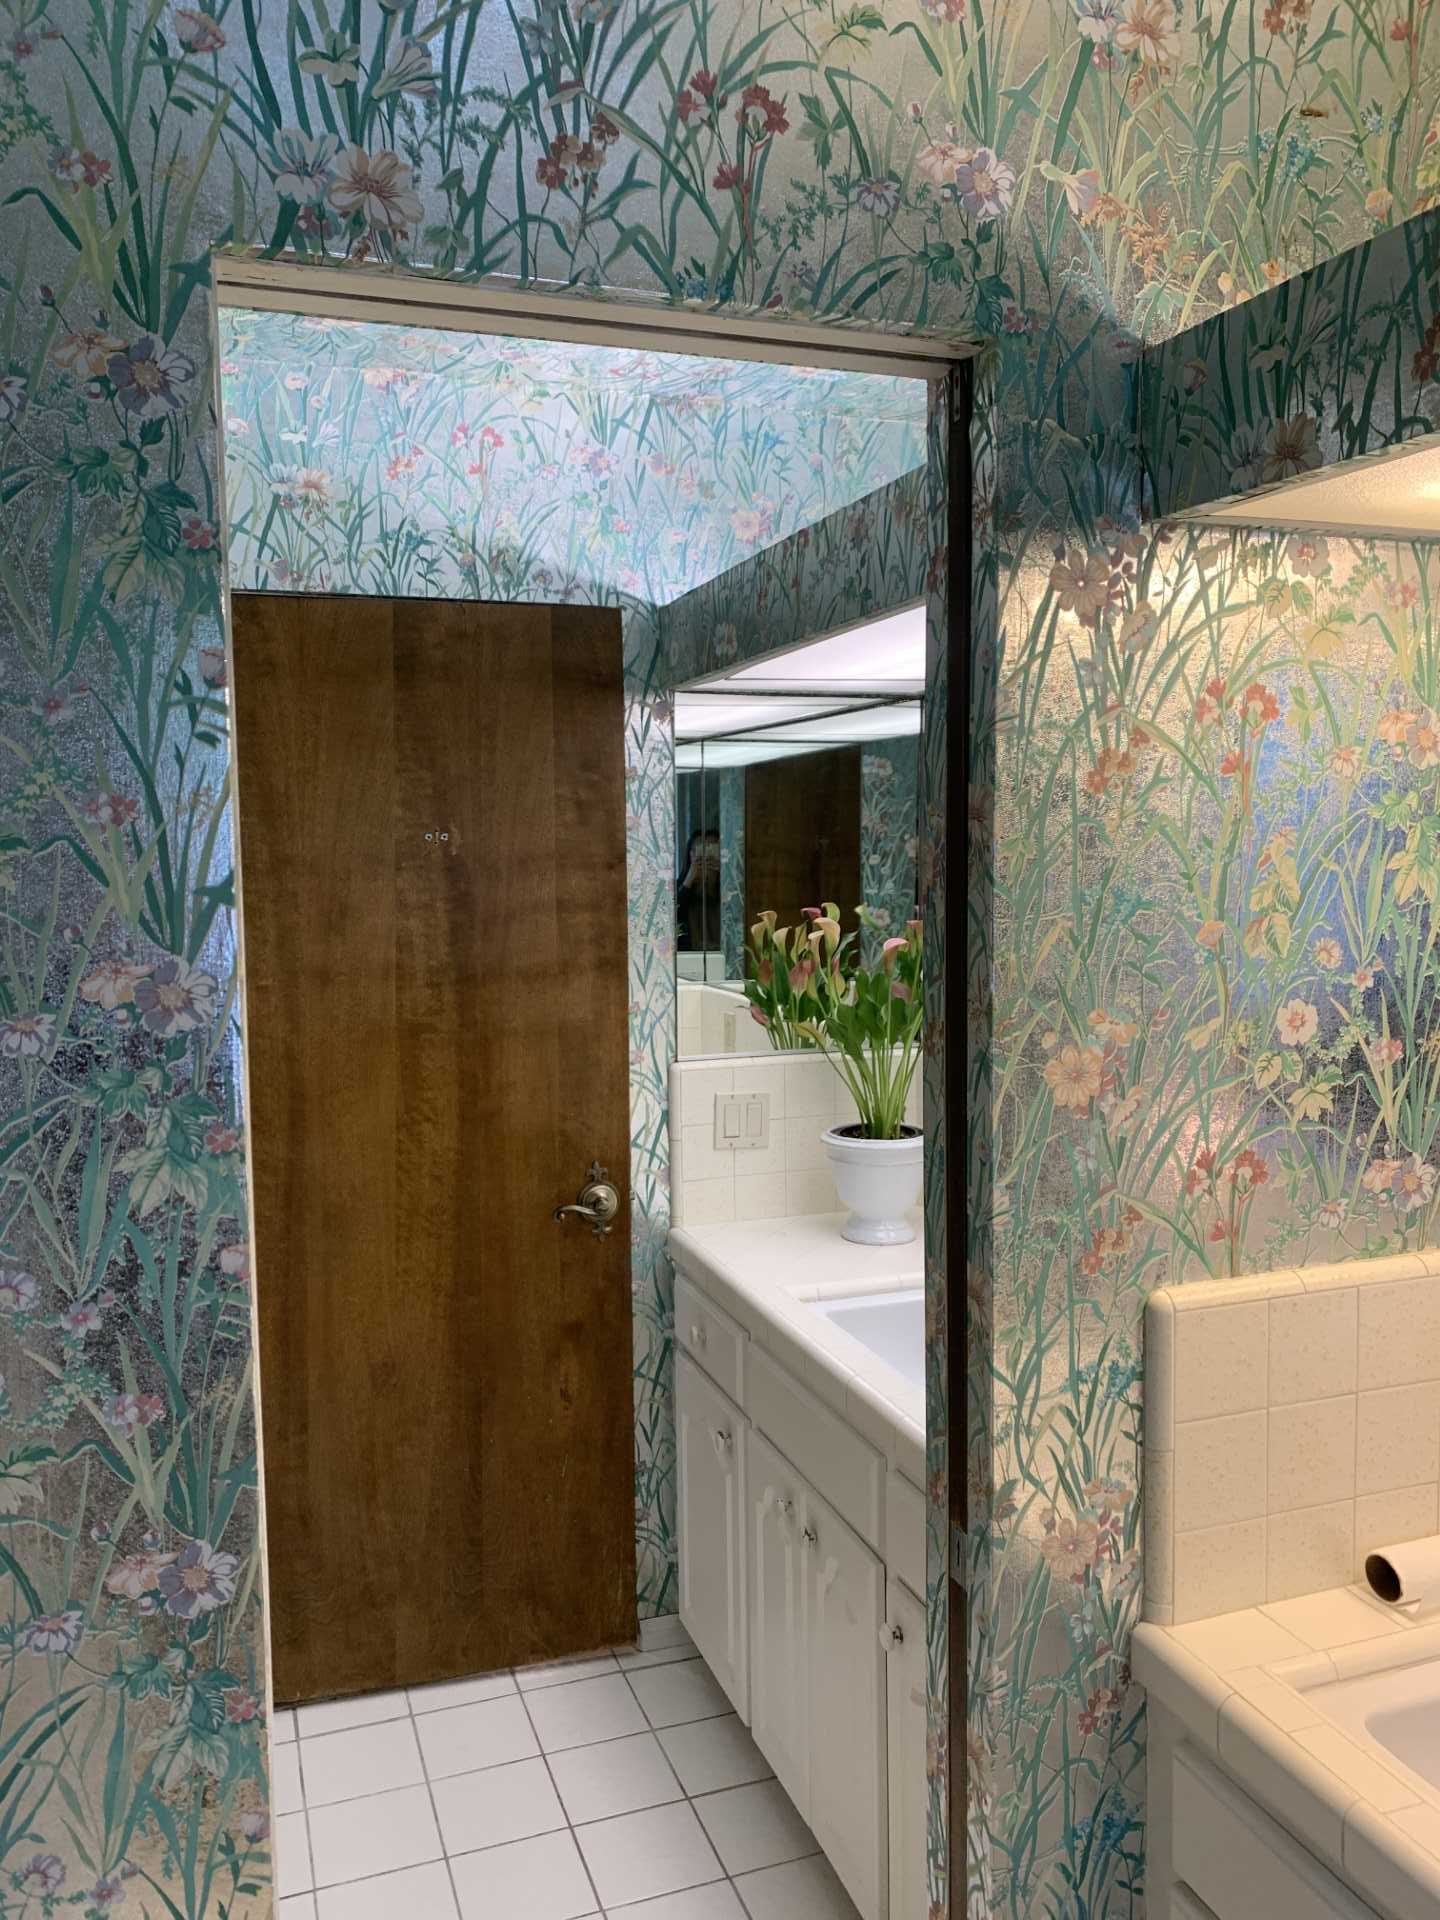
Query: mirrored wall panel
674,607,923,1057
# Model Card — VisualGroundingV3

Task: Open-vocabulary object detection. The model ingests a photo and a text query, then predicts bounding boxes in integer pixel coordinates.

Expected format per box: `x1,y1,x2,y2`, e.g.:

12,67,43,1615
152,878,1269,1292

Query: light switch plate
713,1090,771,1151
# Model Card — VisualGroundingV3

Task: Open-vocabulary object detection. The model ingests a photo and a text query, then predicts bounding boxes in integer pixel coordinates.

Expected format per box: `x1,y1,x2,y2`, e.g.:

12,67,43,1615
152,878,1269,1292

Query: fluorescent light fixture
725,603,926,694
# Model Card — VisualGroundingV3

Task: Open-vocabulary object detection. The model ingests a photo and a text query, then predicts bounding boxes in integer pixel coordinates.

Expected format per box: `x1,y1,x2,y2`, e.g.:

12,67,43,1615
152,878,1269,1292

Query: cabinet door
746,1426,809,1811
885,1577,928,1920
805,1481,887,1920
676,1352,747,1719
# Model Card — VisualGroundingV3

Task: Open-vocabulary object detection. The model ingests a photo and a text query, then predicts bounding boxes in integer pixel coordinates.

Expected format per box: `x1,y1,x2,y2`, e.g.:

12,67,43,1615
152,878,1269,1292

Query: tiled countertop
1134,1586,1440,1920
666,1213,925,1488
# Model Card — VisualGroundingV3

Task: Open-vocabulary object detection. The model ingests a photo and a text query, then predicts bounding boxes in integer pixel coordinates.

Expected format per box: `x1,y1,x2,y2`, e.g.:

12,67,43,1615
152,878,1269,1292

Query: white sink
1303,1655,1440,1788
814,1288,924,1390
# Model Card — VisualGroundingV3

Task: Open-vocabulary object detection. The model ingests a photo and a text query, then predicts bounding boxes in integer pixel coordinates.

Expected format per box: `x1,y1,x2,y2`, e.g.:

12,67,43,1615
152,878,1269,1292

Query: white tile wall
667,1053,922,1228
677,983,753,1058
1146,1258,1440,1624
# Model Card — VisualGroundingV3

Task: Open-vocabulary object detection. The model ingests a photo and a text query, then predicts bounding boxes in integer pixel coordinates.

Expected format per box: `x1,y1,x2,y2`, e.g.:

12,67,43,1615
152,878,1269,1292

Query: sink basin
814,1288,924,1390
1303,1655,1440,1789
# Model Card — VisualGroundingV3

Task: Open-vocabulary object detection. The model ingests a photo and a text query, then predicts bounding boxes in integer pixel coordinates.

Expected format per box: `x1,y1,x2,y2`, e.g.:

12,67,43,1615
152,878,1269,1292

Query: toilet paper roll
1365,1535,1440,1605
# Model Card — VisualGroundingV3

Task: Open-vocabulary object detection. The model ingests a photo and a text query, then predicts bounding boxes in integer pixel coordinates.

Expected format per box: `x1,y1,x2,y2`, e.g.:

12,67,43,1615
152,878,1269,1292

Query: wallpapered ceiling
217,308,927,603
1,0,1438,1915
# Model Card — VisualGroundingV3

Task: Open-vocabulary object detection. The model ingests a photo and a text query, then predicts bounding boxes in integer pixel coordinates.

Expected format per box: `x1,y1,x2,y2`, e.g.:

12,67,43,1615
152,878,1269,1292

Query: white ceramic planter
822,1126,923,1245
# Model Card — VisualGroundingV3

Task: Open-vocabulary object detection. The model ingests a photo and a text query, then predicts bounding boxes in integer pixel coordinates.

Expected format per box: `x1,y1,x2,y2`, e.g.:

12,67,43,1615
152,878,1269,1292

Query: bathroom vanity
667,1213,928,1920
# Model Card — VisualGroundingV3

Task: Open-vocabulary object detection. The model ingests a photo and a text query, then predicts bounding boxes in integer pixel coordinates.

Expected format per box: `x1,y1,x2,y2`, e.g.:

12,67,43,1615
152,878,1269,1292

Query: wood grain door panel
232,592,634,1705
744,745,862,942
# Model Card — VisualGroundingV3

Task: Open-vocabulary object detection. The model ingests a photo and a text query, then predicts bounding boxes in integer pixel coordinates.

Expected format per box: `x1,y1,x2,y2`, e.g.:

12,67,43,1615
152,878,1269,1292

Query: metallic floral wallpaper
2,0,1440,1914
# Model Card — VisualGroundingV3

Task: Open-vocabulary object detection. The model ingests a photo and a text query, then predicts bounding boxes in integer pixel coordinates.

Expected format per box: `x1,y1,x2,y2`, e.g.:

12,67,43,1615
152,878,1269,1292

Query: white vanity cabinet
675,1351,748,1719
746,1427,810,1810
673,1254,928,1920
804,1481,888,1920
885,1577,928,1920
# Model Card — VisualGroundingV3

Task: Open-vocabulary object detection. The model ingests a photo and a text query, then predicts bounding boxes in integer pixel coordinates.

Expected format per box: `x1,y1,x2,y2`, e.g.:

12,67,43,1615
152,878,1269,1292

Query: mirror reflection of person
677,828,721,951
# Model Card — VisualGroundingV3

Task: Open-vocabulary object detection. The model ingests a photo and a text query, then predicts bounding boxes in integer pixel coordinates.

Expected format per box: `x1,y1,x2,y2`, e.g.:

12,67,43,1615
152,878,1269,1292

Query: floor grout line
281,1634,847,1919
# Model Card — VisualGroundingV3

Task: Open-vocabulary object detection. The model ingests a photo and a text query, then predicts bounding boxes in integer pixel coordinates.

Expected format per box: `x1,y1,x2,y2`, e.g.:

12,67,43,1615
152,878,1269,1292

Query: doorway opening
210,259,961,1918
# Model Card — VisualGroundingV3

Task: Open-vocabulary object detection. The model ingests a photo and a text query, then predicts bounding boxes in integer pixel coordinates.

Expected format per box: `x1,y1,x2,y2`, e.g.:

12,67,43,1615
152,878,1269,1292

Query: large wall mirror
674,604,923,1057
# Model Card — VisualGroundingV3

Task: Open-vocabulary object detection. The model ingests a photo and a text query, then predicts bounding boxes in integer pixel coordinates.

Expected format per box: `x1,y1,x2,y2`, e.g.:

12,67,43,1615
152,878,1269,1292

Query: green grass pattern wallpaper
1,0,1439,1915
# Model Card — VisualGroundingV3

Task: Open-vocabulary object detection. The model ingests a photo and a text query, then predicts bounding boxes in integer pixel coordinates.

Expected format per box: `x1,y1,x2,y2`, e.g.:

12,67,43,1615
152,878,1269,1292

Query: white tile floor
272,1618,861,1919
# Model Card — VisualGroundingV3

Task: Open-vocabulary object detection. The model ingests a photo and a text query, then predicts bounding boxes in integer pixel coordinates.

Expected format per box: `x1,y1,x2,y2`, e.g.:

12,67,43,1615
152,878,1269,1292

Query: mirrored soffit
218,309,928,606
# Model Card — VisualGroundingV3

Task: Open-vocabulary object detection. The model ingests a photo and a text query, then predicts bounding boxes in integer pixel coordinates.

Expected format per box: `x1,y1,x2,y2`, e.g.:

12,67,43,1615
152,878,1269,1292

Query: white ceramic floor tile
273,1709,298,1745
302,1716,425,1806
575,1802,723,1909
517,1653,621,1691
279,1899,317,1920
731,1856,861,1920
657,1718,771,1797
315,1861,459,1920
276,1811,313,1897
626,1661,732,1731
431,1756,565,1855
307,1784,443,1887
409,1672,515,1715
295,1690,411,1740
604,1887,746,1920
549,1731,682,1825
526,1675,648,1752
693,1781,816,1876
415,1695,539,1780
449,1829,597,1920
272,1740,304,1816
638,1617,694,1654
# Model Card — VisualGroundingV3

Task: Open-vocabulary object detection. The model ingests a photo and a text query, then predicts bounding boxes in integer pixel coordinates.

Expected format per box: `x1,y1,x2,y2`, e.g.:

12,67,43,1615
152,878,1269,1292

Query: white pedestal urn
822,1125,923,1245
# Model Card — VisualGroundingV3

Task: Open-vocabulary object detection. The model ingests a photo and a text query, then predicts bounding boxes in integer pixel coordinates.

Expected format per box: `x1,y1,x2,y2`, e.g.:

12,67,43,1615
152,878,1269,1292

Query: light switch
713,1091,771,1150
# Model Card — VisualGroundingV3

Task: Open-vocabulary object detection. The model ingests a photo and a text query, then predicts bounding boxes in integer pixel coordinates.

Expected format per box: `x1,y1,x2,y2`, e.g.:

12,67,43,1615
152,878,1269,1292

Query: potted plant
744,905,924,1244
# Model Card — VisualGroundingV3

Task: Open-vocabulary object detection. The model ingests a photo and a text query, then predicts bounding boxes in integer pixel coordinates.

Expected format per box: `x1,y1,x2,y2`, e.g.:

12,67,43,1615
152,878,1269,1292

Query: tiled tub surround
1135,1589,1440,1920
667,1215,928,1920
272,1616,864,1919
1145,1256,1440,1627
668,1055,923,1230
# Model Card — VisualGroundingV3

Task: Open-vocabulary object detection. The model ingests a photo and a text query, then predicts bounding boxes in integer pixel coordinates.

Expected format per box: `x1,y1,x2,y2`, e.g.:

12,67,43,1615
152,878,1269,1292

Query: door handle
553,1161,621,1237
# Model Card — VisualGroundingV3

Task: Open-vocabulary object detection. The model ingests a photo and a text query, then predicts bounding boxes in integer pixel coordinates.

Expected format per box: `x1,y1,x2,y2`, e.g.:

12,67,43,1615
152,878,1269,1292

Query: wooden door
805,1482,887,1920
231,592,635,1705
744,745,862,941
676,1353,748,1718
746,1428,809,1812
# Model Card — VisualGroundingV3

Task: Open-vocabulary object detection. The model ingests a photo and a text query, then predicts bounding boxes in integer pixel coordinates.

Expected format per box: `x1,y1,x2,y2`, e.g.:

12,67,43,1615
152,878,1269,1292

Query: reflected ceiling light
672,692,878,738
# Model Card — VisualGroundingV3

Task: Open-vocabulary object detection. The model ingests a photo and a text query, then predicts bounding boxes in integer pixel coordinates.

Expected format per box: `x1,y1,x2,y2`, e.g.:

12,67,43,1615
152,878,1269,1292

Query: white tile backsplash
1148,1257,1440,1622
668,1052,920,1227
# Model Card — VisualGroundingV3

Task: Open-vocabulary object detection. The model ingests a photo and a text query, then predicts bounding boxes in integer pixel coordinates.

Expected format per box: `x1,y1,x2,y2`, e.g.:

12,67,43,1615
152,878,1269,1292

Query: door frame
209,251,969,1912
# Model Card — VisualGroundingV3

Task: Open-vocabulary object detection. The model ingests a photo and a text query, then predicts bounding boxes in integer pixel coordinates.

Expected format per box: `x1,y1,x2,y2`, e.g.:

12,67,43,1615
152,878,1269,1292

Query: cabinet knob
689,1323,708,1350
880,1622,905,1651
711,1427,733,1458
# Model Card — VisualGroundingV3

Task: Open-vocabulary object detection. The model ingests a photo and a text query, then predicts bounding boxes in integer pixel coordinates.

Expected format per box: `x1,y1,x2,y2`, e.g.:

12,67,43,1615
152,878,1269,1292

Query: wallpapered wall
217,307,927,602
1,0,1438,1914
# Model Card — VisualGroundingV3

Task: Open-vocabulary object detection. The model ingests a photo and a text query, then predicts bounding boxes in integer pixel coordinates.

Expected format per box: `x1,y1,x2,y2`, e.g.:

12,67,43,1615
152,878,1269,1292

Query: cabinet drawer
748,1345,884,1551
1173,1745,1380,1920
886,1471,925,1597
674,1270,745,1406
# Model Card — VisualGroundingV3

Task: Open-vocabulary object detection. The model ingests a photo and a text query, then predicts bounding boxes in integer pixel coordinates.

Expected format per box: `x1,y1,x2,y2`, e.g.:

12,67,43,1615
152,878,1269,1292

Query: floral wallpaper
3,0,1440,1912
1141,209,1440,522
861,734,920,960
217,308,927,604
979,518,1440,1915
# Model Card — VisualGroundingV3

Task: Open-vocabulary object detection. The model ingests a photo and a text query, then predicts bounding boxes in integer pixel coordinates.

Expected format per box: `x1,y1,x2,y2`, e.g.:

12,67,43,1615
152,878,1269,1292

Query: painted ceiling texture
218,309,929,603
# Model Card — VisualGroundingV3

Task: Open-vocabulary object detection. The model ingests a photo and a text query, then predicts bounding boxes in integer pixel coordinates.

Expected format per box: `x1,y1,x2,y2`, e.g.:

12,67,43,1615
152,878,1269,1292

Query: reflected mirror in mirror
673,605,924,1059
